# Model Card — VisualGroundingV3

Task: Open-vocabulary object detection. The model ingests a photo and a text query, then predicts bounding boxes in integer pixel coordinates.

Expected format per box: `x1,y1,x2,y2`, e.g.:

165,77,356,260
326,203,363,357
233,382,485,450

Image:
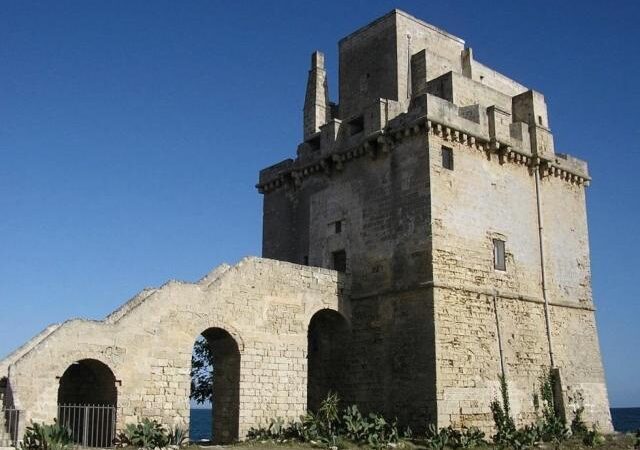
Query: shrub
318,391,340,444
21,421,73,450
490,374,516,446
424,424,451,450
361,412,398,449
510,423,542,450
115,418,170,449
581,426,605,447
247,393,399,449
537,370,569,443
168,426,188,447
341,405,370,443
448,426,486,449
570,406,589,436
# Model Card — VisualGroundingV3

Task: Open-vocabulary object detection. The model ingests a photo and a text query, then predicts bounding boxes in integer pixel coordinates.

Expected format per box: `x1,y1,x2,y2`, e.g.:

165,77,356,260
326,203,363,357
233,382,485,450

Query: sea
189,408,640,441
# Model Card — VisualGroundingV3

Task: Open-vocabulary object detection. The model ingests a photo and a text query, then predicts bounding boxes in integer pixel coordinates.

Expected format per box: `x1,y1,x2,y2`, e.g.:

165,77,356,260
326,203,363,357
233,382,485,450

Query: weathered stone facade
1,259,347,442
258,9,612,433
1,8,612,444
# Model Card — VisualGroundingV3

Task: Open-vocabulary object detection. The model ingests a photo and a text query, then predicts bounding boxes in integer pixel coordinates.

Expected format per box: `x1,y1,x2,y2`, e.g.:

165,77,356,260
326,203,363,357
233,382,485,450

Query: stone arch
307,308,350,412
57,359,117,447
196,319,246,353
190,327,240,444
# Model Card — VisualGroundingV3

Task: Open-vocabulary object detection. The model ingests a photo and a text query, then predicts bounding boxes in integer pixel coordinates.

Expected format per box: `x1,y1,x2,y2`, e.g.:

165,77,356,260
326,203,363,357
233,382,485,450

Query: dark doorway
307,309,349,412
190,328,240,444
57,359,117,447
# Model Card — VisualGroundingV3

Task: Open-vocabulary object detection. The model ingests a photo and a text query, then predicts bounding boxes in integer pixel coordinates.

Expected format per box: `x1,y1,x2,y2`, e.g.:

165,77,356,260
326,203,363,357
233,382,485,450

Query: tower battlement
258,9,589,195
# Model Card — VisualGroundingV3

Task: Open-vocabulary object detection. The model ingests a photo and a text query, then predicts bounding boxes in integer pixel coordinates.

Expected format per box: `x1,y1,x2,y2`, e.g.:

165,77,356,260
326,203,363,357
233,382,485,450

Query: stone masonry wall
262,131,437,430
4,258,346,442
427,127,612,431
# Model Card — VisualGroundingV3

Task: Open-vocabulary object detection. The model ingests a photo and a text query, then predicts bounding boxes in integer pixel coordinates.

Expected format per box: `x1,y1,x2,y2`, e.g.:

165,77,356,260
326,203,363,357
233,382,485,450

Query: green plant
21,421,73,450
363,412,398,449
581,426,604,447
510,423,542,450
424,424,451,450
246,395,399,449
318,391,340,441
299,411,322,442
246,417,289,442
634,429,639,450
115,418,170,449
448,426,486,449
341,405,370,442
490,374,516,446
570,406,588,436
168,425,188,447
537,370,569,444
190,336,214,404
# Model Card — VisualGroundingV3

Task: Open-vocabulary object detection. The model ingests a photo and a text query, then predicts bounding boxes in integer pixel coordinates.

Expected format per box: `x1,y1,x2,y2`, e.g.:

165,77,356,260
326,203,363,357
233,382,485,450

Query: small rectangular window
442,146,454,170
334,220,342,234
303,255,309,265
332,250,347,273
493,239,506,271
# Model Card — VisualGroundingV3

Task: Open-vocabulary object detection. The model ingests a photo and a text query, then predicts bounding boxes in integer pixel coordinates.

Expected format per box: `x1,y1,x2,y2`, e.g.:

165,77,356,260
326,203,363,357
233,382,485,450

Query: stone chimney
303,51,330,140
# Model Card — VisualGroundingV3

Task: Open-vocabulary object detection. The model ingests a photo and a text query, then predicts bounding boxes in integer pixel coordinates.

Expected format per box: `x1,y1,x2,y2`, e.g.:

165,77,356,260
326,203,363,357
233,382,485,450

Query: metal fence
58,404,116,448
0,408,21,447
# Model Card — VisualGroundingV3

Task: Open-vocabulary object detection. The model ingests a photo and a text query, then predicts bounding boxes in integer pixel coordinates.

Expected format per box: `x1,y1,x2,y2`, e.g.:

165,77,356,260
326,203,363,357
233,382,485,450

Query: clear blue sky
1,1,638,407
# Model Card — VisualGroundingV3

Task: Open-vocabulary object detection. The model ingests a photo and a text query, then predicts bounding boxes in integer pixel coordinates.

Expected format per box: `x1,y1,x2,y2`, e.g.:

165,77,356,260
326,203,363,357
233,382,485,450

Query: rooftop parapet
338,9,466,120
257,90,590,194
257,10,590,193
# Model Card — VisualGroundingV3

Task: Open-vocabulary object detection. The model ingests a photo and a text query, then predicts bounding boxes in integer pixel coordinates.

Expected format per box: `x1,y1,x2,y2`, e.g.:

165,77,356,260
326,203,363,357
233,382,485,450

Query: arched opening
190,328,240,444
57,359,117,447
307,309,349,412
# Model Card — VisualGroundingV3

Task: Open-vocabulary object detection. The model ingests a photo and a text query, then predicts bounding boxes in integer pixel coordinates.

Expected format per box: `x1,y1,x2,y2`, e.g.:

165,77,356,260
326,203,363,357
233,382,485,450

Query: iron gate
0,408,20,447
58,404,116,448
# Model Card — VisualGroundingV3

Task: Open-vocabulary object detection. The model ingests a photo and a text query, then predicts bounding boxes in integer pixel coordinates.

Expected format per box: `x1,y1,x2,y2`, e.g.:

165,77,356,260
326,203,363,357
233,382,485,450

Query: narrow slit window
332,250,347,273
442,146,454,170
493,239,506,271
334,220,342,234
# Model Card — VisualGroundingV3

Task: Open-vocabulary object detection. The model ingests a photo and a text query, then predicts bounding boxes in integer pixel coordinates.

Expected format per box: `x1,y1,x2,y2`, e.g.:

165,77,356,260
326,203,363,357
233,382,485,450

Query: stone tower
258,9,612,432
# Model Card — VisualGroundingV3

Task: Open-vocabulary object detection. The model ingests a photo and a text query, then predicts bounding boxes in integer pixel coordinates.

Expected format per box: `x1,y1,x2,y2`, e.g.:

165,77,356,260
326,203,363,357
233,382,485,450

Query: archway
307,309,349,412
57,359,117,447
189,328,240,444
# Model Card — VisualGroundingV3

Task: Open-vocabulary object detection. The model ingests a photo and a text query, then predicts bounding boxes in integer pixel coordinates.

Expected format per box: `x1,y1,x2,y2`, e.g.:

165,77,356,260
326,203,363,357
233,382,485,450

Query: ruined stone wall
5,258,346,442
